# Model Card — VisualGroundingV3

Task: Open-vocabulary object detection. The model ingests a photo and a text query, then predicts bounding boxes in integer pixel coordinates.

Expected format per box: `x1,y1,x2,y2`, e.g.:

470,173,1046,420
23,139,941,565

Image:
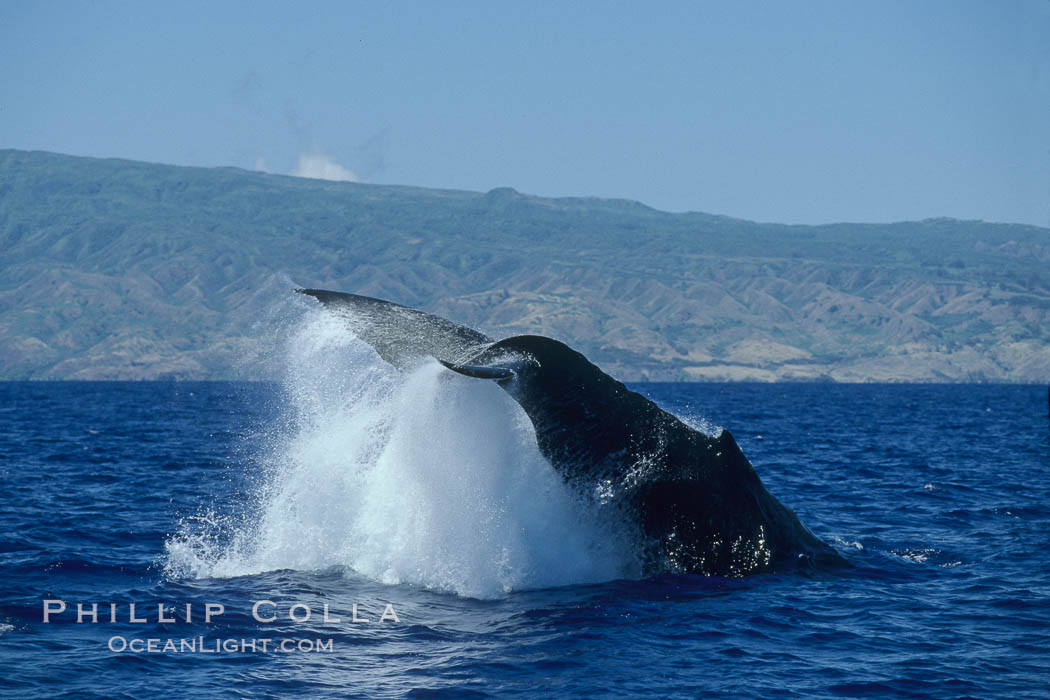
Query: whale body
298,288,846,576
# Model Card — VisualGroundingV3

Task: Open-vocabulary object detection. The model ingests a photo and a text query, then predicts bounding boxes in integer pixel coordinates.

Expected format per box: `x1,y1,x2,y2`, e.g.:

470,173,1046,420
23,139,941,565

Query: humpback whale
297,288,846,577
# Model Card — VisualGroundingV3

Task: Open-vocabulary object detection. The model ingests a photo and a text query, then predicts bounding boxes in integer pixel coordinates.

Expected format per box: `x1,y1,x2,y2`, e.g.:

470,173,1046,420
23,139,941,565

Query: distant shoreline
3,150,1048,384
1,378,1045,386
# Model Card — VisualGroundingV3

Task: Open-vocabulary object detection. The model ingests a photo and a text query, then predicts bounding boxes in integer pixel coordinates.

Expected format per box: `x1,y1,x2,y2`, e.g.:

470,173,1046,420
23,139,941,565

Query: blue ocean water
1,377,1048,698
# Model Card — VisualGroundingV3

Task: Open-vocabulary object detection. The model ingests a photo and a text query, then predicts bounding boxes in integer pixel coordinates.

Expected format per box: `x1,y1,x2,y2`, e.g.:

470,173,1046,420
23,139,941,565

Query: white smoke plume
292,151,360,182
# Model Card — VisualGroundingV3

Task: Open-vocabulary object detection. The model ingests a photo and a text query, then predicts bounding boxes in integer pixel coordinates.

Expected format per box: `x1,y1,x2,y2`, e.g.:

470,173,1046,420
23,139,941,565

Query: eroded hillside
2,150,1048,381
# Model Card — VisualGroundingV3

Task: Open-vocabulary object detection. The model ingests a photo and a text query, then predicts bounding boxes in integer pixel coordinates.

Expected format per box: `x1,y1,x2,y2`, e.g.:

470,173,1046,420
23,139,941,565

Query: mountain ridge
2,149,1048,382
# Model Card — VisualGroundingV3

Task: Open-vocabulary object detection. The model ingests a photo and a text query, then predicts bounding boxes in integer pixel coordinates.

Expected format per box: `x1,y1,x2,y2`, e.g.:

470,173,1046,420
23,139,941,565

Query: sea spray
164,310,636,597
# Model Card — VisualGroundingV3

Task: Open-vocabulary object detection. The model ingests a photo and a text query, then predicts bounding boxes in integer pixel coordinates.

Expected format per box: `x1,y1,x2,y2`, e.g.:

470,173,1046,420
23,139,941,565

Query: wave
164,311,636,598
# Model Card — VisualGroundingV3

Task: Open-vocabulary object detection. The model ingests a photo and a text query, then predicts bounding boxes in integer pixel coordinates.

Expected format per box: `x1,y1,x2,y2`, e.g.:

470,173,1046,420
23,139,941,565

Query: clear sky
3,1,1048,226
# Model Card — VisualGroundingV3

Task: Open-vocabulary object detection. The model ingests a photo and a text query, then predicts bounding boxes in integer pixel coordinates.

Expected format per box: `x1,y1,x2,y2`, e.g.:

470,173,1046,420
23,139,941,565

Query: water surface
1,379,1047,698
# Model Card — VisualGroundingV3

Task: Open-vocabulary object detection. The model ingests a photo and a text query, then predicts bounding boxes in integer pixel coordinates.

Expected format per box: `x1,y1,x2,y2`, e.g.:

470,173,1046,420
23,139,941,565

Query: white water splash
680,414,723,438
164,311,635,598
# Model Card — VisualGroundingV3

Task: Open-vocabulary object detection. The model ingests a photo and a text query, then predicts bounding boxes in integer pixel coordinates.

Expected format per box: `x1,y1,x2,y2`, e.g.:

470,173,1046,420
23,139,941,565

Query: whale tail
438,359,516,380
297,288,850,576
295,288,493,370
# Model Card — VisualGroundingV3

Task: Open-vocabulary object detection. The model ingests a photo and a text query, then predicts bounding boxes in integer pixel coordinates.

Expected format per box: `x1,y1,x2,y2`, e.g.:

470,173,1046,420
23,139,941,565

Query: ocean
1,321,1048,697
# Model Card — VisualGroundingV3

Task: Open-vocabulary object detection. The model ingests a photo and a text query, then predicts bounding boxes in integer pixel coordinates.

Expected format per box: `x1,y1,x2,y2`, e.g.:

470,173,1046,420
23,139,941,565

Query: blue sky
3,1,1048,226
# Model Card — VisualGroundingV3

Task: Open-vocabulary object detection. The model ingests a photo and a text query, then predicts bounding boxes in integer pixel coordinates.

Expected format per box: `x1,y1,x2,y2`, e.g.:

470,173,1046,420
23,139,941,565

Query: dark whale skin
298,289,848,577
463,335,846,576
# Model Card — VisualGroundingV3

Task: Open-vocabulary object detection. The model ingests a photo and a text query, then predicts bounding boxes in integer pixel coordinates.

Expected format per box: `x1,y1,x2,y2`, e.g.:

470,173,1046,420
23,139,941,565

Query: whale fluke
299,288,848,577
438,359,517,380
296,288,492,370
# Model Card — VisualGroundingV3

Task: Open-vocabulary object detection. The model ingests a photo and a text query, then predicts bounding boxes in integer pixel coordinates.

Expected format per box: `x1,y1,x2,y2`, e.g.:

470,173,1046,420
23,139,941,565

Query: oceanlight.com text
107,636,335,654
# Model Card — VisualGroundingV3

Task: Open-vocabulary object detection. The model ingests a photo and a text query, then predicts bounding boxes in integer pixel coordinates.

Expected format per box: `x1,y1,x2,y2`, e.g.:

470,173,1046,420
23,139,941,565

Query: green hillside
1,149,1048,381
